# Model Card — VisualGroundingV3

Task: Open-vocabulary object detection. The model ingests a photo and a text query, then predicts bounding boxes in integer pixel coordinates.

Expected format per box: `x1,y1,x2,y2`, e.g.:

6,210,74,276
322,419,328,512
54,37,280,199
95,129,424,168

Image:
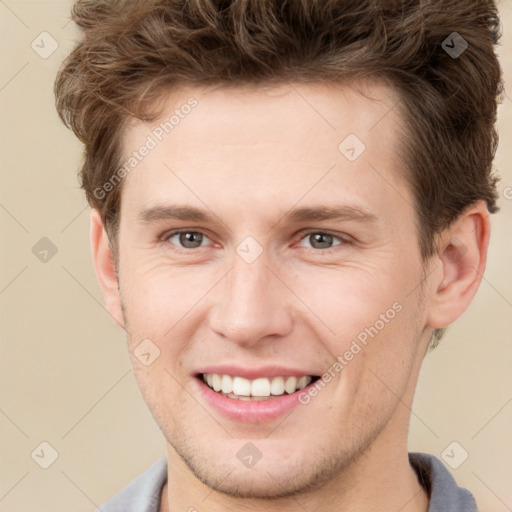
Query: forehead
119,81,409,223
124,80,401,150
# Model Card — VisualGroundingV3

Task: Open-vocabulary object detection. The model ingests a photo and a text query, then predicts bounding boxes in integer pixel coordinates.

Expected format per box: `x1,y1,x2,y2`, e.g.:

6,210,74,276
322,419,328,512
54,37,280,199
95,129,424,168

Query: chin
169,431,365,500
184,459,329,499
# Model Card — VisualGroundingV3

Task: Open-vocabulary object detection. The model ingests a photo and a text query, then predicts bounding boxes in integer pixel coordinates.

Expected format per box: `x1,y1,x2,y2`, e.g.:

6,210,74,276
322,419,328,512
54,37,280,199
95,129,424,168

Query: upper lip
194,365,319,380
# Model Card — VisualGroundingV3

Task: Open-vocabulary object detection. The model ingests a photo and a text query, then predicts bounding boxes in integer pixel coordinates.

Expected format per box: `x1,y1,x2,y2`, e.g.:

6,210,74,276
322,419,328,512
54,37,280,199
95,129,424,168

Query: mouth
198,373,321,401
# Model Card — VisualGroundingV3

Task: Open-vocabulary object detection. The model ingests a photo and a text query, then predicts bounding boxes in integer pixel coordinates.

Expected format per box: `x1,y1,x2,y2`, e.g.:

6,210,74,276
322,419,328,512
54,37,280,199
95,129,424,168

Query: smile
201,373,319,400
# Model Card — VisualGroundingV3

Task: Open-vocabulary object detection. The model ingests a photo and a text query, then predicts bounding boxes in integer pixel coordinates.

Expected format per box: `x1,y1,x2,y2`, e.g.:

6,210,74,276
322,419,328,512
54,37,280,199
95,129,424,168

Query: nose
208,255,294,348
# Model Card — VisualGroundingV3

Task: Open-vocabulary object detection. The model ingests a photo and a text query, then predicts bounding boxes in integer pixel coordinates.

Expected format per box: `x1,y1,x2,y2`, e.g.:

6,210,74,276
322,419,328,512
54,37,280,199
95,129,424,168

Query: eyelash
160,229,352,253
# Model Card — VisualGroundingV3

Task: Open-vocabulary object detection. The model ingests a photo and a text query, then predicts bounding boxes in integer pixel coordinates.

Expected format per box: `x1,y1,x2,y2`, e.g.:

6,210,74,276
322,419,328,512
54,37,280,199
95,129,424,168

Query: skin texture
90,82,490,512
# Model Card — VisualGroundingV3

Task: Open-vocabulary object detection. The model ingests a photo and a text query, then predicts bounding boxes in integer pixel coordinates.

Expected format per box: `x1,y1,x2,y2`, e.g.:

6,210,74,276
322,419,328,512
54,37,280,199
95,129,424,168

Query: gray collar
409,452,478,511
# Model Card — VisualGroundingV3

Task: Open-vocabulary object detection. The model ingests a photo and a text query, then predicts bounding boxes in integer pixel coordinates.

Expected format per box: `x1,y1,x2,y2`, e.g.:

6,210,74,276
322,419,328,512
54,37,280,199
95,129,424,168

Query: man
54,0,503,510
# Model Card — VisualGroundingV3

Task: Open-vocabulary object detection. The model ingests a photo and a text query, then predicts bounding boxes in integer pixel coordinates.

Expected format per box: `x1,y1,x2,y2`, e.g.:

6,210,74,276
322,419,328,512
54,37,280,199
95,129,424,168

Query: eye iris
180,232,203,248
310,233,333,249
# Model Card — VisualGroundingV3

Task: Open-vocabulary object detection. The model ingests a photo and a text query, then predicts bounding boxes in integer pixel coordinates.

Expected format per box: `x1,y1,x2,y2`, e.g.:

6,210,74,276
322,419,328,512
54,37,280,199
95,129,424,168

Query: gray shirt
96,452,477,511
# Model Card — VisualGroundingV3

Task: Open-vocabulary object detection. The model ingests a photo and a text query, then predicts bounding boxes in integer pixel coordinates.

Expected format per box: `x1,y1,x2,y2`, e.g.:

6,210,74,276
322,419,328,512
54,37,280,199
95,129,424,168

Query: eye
298,231,345,250
165,230,210,249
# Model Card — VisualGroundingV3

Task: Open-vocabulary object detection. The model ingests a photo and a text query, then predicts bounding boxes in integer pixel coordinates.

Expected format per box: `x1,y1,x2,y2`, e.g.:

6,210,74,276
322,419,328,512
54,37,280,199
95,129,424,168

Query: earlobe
89,209,125,329
426,202,491,330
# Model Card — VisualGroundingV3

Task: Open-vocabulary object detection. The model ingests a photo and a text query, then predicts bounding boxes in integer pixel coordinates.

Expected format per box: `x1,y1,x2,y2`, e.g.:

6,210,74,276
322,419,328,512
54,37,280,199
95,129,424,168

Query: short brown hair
55,0,502,259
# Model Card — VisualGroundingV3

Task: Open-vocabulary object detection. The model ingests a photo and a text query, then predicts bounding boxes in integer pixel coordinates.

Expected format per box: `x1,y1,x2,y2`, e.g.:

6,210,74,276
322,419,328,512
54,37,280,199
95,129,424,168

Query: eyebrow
137,203,378,225
282,205,378,224
138,205,211,224
138,204,378,230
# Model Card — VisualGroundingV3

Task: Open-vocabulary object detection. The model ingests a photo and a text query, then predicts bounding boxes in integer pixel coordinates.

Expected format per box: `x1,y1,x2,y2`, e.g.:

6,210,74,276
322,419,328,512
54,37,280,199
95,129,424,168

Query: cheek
286,264,409,341
130,359,185,436
333,289,424,417
119,261,223,382
120,257,214,332
288,264,423,391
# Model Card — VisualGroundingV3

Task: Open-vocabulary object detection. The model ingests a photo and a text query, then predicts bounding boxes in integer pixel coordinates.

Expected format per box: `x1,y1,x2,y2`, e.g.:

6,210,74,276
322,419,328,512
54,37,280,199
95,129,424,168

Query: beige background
0,1,511,511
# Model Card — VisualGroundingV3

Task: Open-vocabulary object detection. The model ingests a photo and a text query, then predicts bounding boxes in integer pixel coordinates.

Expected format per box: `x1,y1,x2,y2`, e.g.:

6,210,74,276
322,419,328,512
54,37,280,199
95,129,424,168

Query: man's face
115,82,431,497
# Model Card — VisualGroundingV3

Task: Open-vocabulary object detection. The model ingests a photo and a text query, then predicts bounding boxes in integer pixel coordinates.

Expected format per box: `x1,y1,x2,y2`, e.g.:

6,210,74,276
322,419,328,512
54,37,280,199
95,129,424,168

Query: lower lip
194,377,312,423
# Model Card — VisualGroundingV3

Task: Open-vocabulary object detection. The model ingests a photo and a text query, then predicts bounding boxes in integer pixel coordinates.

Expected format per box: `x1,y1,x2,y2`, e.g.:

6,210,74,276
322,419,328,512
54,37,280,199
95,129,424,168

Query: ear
426,201,491,330
89,209,125,329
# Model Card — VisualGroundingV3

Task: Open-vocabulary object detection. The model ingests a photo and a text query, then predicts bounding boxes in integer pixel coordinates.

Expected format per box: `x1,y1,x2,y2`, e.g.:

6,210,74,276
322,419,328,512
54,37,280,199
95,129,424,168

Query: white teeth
232,376,251,396
297,376,309,390
270,376,285,395
202,373,314,398
212,373,222,392
284,376,298,394
221,374,233,394
251,378,270,397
